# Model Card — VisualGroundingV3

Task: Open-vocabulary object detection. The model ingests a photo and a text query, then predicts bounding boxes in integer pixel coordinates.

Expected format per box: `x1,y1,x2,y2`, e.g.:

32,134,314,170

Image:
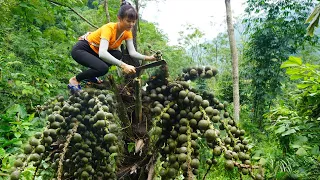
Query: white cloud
140,0,246,45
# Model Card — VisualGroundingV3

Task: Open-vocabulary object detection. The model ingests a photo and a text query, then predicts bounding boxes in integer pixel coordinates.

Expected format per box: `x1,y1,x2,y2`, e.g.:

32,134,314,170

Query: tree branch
47,0,99,29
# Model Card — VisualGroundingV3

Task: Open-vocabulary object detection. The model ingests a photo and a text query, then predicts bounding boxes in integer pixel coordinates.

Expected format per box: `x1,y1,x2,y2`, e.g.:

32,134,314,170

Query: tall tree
225,0,240,122
104,0,111,22
132,0,139,49
244,0,317,128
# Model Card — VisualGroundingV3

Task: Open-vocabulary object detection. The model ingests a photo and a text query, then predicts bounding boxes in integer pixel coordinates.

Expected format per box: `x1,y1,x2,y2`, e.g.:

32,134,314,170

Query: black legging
71,40,122,82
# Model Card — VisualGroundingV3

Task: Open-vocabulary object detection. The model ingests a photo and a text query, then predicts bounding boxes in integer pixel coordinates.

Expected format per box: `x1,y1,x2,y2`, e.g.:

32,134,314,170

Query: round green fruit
35,145,45,154
94,120,106,128
55,114,64,122
179,90,187,99
95,111,106,120
254,174,263,180
29,138,40,147
204,129,217,141
43,136,53,144
153,106,161,115
225,160,234,170
109,146,118,153
179,118,189,126
50,121,60,129
201,100,210,107
212,115,220,123
205,106,214,116
24,144,33,154
198,120,209,130
34,132,42,139
10,170,21,180
73,133,82,143
104,133,117,143
29,153,41,162
213,146,222,156
194,95,203,104
81,171,90,178
14,159,23,167
191,158,200,168
108,123,118,133
211,67,218,76
178,134,188,143
178,153,187,162
47,114,55,122
194,111,202,120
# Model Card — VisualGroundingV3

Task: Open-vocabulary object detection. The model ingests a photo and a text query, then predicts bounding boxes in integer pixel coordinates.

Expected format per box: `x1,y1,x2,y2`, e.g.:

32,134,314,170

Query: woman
68,1,156,92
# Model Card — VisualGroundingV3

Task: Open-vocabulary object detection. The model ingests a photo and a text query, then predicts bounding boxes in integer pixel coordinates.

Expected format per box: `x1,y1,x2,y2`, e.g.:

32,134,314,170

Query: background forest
0,0,320,179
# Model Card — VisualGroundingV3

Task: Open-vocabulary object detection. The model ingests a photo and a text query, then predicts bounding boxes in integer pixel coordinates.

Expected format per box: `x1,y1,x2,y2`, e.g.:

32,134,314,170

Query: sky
140,0,247,45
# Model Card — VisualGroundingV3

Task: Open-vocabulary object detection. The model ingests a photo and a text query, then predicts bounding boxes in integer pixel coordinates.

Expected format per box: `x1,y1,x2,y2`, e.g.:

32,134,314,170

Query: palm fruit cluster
177,66,218,81
10,89,123,180
10,62,264,180
143,68,263,179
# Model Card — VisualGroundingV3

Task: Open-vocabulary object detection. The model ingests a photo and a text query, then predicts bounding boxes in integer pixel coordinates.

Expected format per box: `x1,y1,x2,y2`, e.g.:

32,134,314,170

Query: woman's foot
68,77,81,93
69,77,80,86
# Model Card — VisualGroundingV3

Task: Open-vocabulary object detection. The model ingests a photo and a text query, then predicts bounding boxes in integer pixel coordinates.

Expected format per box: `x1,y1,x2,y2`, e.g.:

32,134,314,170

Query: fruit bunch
143,70,263,179
177,66,218,81
10,89,123,180
10,64,264,180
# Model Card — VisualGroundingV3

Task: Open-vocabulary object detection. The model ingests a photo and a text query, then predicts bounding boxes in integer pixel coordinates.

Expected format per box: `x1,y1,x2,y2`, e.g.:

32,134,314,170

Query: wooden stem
134,78,142,123
57,122,79,180
108,75,133,137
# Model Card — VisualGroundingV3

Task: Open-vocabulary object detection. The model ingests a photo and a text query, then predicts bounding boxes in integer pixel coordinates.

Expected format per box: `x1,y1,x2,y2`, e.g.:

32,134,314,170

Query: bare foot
69,77,80,85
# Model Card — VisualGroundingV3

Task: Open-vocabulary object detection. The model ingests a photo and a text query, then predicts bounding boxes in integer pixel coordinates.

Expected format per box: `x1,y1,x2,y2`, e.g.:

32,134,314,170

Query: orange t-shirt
86,22,133,54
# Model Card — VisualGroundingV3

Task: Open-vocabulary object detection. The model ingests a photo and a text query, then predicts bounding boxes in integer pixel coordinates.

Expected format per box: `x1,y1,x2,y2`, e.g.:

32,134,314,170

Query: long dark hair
118,1,138,20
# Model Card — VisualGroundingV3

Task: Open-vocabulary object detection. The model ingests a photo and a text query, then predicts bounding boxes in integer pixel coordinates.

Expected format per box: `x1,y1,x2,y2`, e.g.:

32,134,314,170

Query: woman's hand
145,55,157,61
120,63,136,74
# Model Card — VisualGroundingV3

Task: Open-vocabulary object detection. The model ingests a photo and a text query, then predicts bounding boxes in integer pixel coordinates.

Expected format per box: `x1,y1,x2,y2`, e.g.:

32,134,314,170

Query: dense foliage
244,0,318,127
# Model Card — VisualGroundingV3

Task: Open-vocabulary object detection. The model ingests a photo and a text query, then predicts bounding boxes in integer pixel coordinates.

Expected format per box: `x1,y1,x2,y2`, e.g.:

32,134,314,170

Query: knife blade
135,60,167,72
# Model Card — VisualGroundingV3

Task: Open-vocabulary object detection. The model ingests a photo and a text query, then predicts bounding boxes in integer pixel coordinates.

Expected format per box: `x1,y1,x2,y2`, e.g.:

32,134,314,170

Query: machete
135,60,167,73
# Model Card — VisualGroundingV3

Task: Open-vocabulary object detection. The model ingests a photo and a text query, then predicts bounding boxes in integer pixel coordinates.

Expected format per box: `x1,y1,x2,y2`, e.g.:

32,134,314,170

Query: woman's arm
99,38,123,66
126,39,156,61
99,39,136,74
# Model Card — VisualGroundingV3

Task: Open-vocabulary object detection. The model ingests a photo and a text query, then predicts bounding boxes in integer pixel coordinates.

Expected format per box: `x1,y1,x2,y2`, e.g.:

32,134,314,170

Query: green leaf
292,144,301,149
294,136,308,145
28,113,35,121
109,66,117,72
311,146,320,155
258,158,266,166
285,68,300,75
0,148,6,158
42,161,50,169
281,56,302,68
305,5,320,23
1,138,21,148
296,147,308,156
275,126,286,134
127,142,135,153
289,74,304,80
6,104,27,119
282,129,296,136
297,83,313,89
14,132,21,138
